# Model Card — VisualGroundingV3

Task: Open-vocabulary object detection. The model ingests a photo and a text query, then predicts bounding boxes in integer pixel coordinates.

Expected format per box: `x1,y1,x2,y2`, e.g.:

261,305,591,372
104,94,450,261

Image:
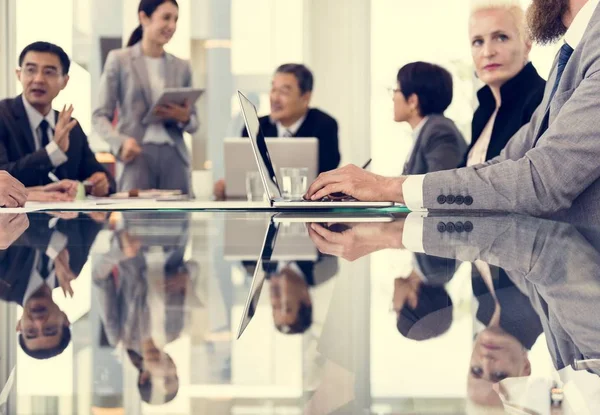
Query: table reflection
1,211,599,414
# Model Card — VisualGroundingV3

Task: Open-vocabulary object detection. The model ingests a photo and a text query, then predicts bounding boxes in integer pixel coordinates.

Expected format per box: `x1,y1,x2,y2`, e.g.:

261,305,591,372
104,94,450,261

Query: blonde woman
465,0,545,167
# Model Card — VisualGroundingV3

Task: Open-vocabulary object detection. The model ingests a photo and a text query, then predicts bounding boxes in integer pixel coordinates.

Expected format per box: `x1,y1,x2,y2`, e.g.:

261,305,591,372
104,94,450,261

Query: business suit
418,3,600,223
414,214,600,374
242,108,341,173
93,43,199,194
0,96,115,190
403,114,466,175
464,62,545,166
0,213,102,304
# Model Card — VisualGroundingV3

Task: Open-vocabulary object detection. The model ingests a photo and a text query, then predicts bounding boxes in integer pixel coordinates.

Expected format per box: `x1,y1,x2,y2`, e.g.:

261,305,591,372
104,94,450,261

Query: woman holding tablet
93,0,199,194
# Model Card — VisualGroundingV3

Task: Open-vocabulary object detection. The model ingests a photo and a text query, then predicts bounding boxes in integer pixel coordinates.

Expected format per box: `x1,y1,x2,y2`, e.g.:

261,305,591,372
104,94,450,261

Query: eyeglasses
387,87,401,98
19,66,61,79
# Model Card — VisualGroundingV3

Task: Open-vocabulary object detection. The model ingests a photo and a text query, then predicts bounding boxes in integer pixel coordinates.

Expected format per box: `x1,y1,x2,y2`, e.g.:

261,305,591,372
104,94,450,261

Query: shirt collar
564,0,600,48
276,113,307,137
21,95,55,132
412,116,430,143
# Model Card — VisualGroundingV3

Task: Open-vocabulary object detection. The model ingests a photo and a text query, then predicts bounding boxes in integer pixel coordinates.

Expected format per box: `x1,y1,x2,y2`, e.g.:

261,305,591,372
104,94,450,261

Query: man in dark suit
242,64,341,174
0,213,103,359
214,64,340,199
0,41,115,199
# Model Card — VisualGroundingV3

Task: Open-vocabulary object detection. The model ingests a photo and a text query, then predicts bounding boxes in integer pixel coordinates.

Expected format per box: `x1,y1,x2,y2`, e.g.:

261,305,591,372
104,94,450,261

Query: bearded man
305,0,600,226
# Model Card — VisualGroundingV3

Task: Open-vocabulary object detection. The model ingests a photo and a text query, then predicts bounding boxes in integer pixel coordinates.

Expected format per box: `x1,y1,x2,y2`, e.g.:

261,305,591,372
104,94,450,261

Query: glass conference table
1,208,599,415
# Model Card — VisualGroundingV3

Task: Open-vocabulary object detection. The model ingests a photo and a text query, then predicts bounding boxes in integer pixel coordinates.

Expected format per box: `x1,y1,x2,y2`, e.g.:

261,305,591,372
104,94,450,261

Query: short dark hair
18,326,72,360
138,373,179,405
396,61,453,116
276,301,313,335
397,284,453,341
275,63,314,95
19,41,71,75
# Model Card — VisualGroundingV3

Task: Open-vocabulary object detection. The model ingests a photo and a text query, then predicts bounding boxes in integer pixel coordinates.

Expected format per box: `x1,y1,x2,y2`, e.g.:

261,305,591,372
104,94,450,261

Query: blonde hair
469,0,530,42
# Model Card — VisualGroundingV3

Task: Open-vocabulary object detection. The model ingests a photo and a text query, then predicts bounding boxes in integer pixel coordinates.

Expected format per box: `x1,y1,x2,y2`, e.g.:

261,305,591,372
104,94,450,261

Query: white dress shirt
22,226,68,305
21,96,68,167
401,0,599,213
142,56,174,146
276,114,306,137
467,109,498,167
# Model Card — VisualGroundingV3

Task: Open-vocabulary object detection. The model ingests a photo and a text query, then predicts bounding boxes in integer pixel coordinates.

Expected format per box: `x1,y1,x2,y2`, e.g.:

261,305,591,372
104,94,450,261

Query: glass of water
246,171,265,201
280,167,308,199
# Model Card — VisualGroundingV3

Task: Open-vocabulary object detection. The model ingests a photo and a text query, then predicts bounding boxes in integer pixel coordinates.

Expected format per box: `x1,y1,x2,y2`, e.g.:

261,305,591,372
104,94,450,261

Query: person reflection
244,257,337,335
0,213,101,359
93,212,196,405
467,268,542,408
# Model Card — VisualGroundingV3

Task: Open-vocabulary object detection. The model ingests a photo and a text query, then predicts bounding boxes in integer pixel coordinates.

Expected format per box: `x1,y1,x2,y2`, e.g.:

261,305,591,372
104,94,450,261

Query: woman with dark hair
93,0,199,195
392,61,466,176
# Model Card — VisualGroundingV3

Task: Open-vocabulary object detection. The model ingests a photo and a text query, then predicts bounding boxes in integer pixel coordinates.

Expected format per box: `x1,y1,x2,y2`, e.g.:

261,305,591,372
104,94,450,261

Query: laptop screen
238,91,282,200
236,220,280,339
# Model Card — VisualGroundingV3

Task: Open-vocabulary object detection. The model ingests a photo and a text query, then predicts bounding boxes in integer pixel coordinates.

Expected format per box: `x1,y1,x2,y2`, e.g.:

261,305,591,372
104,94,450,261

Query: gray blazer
420,3,600,224
92,43,199,166
417,214,600,375
403,114,466,175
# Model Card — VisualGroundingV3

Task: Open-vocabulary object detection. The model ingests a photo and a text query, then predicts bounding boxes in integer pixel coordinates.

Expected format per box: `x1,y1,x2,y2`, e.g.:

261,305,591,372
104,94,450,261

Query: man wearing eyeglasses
0,41,115,200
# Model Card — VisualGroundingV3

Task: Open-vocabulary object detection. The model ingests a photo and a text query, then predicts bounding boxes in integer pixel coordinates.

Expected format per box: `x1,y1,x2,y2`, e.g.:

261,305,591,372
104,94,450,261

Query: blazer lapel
404,125,425,175
130,44,153,108
12,96,36,153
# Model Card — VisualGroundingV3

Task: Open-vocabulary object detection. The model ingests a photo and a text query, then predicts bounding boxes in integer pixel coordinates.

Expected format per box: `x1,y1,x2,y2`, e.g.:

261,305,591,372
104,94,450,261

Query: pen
48,172,60,183
361,159,372,169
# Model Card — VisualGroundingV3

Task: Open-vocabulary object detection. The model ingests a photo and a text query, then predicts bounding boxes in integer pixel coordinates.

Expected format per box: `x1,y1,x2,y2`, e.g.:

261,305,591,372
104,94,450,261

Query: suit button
446,222,455,233
437,195,447,205
437,222,447,233
464,196,474,206
464,221,474,232
447,195,456,204
455,221,464,233
455,195,464,205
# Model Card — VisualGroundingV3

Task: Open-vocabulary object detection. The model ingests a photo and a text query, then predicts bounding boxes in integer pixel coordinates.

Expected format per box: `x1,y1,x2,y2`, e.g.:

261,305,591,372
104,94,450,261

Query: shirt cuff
46,231,68,260
46,141,68,167
402,212,426,254
402,175,426,211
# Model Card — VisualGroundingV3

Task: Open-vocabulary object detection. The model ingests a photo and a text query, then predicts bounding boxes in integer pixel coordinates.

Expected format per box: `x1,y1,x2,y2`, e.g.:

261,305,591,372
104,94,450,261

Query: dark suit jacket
463,62,545,166
0,95,116,191
403,114,466,175
242,108,341,173
0,213,103,305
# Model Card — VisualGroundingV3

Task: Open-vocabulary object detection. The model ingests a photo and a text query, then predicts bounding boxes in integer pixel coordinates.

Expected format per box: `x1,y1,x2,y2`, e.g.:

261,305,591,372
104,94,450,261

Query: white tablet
143,87,203,124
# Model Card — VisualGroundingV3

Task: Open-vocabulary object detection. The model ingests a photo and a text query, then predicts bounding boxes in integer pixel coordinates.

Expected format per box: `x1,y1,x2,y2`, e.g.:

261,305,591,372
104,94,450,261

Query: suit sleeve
0,123,55,186
180,62,199,135
422,127,466,173
92,51,131,157
75,123,117,194
319,117,341,173
421,68,600,215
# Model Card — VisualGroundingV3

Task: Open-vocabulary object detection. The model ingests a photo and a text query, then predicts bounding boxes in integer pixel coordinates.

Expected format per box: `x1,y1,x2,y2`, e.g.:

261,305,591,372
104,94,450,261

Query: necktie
534,43,574,146
39,119,50,148
282,129,293,138
39,254,50,280
547,43,574,111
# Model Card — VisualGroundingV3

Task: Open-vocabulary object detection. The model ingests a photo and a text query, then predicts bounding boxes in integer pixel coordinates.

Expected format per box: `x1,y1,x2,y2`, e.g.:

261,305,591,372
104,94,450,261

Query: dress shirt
142,56,174,146
275,114,306,137
21,95,67,167
401,0,599,213
22,226,68,304
467,109,498,167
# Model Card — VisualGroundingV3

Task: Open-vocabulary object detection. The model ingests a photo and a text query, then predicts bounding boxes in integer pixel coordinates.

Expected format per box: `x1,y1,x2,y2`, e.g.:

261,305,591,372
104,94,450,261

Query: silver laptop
224,137,318,199
237,90,394,209
236,218,279,339
224,217,318,261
